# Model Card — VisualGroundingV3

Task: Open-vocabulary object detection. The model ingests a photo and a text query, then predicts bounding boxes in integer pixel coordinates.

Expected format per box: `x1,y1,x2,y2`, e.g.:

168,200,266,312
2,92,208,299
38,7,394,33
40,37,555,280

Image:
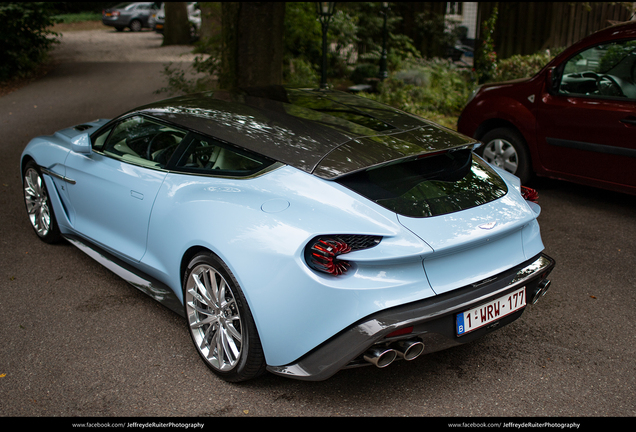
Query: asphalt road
1,28,635,420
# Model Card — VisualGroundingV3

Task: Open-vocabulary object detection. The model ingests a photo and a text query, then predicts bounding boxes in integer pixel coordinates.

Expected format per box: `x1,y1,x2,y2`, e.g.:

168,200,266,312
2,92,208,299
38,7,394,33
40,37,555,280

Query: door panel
65,151,166,262
536,95,636,187
535,39,636,188
62,115,186,262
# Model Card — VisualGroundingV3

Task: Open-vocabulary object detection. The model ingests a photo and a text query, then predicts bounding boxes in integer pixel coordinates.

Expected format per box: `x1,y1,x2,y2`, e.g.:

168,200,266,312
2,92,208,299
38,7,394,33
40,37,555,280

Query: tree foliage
475,6,498,84
159,2,462,94
0,2,59,82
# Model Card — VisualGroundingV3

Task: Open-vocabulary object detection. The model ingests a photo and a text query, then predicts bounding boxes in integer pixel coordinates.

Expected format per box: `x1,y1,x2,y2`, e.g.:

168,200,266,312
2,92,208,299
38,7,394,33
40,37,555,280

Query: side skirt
64,235,185,317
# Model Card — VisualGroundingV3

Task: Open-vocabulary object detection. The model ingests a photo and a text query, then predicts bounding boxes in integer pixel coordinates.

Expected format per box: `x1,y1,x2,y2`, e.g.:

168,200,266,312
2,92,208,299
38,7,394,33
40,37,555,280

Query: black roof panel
132,87,476,179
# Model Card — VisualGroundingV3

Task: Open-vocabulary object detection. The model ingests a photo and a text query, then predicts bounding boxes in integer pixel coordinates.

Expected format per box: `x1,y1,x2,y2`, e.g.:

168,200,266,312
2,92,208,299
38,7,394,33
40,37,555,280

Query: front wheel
183,252,266,382
478,127,532,184
23,161,62,243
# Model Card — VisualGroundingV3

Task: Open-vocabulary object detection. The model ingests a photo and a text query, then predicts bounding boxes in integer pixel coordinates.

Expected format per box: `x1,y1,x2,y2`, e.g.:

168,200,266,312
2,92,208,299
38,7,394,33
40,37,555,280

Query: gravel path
50,28,201,63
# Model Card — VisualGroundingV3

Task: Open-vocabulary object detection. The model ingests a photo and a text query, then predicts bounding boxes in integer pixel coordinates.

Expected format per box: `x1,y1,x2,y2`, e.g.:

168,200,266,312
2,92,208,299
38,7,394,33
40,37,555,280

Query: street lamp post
379,2,389,81
316,2,336,89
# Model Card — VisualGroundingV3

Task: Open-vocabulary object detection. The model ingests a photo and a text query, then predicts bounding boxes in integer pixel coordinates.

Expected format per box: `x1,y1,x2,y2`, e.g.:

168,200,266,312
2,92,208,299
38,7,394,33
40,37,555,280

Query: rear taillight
521,186,539,203
305,235,381,276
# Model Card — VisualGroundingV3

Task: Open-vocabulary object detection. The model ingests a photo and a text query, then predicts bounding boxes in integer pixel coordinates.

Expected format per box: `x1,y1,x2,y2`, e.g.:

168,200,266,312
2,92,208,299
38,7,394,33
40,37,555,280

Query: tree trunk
163,2,191,46
220,2,285,89
198,2,222,44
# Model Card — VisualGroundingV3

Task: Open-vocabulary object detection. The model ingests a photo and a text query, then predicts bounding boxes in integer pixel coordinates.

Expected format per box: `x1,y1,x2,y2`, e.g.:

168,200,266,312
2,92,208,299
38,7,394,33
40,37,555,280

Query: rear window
336,150,508,218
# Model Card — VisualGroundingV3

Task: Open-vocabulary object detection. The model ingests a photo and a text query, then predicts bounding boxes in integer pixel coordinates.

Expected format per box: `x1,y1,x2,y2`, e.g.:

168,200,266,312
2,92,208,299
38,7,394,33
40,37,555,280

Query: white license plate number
456,287,526,336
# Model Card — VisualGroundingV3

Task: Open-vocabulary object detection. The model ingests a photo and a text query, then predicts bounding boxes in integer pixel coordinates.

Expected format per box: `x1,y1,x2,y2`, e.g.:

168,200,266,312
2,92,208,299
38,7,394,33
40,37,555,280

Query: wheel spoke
188,301,214,319
483,146,496,161
225,320,242,342
202,323,217,353
204,269,220,307
491,139,501,155
504,160,518,172
191,315,216,330
191,275,211,305
502,146,517,160
220,326,240,364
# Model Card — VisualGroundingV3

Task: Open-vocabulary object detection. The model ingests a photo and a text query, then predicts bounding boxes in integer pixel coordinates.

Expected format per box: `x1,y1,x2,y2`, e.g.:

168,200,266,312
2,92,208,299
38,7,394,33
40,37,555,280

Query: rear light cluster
521,186,539,203
305,235,381,276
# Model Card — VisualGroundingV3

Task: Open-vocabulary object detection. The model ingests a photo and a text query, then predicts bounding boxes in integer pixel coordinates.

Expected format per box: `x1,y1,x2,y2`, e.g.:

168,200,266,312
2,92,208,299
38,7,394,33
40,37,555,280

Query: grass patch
52,12,102,24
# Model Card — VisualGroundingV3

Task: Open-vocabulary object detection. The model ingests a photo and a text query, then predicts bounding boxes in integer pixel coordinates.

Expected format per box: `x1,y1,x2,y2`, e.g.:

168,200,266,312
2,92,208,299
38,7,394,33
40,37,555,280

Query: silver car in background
150,2,201,40
102,2,158,32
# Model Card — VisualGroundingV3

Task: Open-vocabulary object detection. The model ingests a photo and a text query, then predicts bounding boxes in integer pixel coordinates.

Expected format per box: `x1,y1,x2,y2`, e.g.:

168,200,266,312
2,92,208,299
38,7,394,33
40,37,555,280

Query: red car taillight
521,186,539,203
386,326,414,338
305,235,381,276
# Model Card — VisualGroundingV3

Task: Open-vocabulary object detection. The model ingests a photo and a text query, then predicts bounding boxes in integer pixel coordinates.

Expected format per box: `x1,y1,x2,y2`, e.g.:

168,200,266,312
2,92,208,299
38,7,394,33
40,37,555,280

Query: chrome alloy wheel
185,263,243,372
482,138,519,174
23,167,52,237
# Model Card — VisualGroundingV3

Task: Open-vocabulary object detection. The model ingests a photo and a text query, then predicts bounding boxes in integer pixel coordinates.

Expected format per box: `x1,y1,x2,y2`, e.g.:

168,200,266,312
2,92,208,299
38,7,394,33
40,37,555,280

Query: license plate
456,287,526,336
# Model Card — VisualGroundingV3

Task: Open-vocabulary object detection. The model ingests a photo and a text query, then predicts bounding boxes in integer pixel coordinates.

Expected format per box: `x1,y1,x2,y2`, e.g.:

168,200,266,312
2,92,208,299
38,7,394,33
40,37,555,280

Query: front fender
474,95,536,144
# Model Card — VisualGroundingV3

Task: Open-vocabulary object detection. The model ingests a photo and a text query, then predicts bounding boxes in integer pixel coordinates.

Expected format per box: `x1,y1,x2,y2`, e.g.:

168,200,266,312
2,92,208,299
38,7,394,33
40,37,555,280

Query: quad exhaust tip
363,347,397,368
363,340,425,368
532,279,551,305
393,340,425,361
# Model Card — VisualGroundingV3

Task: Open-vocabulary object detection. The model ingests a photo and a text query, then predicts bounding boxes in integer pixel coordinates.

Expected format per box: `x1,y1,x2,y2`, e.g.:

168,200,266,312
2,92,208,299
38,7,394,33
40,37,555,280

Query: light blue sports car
20,87,555,382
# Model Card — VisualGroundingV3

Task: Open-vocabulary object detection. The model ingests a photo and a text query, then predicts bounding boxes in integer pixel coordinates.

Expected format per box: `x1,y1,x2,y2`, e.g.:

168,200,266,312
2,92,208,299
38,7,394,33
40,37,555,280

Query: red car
458,22,636,195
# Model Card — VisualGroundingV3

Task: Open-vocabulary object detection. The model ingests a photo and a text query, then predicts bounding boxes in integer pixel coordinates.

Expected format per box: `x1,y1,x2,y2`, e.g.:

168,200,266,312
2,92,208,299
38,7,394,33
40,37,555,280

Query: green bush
284,57,320,87
0,2,59,82
350,63,379,84
493,51,552,82
367,58,475,117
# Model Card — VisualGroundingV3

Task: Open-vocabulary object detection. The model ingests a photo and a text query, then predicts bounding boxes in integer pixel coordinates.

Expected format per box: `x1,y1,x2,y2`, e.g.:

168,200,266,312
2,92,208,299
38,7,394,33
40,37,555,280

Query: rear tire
183,252,266,382
478,127,532,184
129,20,142,32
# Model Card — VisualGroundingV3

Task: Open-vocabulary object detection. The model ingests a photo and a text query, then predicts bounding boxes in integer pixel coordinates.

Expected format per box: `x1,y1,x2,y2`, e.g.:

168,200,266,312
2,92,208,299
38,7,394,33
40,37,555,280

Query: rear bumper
102,17,126,27
267,253,555,381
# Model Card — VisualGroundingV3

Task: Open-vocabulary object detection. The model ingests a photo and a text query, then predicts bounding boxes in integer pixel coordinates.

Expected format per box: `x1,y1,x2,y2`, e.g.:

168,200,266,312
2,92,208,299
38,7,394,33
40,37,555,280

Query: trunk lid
398,192,538,294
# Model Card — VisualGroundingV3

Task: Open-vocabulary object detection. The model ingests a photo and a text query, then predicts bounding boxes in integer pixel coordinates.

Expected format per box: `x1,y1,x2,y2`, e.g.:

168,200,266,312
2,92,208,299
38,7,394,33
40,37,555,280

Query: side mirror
71,133,92,154
546,67,560,94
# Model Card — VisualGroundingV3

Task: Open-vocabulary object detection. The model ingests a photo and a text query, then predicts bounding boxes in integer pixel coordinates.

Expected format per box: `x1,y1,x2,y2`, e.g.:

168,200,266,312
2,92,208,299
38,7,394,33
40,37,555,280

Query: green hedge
0,2,59,82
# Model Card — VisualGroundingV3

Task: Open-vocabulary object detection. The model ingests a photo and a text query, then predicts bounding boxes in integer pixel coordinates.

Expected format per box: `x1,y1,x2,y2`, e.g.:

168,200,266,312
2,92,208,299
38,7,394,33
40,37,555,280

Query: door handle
130,190,144,200
619,117,636,126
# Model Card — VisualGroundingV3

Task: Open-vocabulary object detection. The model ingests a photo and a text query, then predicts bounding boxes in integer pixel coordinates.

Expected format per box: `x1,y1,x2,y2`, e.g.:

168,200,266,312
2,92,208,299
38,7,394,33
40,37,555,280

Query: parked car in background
20,86,554,382
150,2,201,40
458,21,636,195
102,2,158,32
